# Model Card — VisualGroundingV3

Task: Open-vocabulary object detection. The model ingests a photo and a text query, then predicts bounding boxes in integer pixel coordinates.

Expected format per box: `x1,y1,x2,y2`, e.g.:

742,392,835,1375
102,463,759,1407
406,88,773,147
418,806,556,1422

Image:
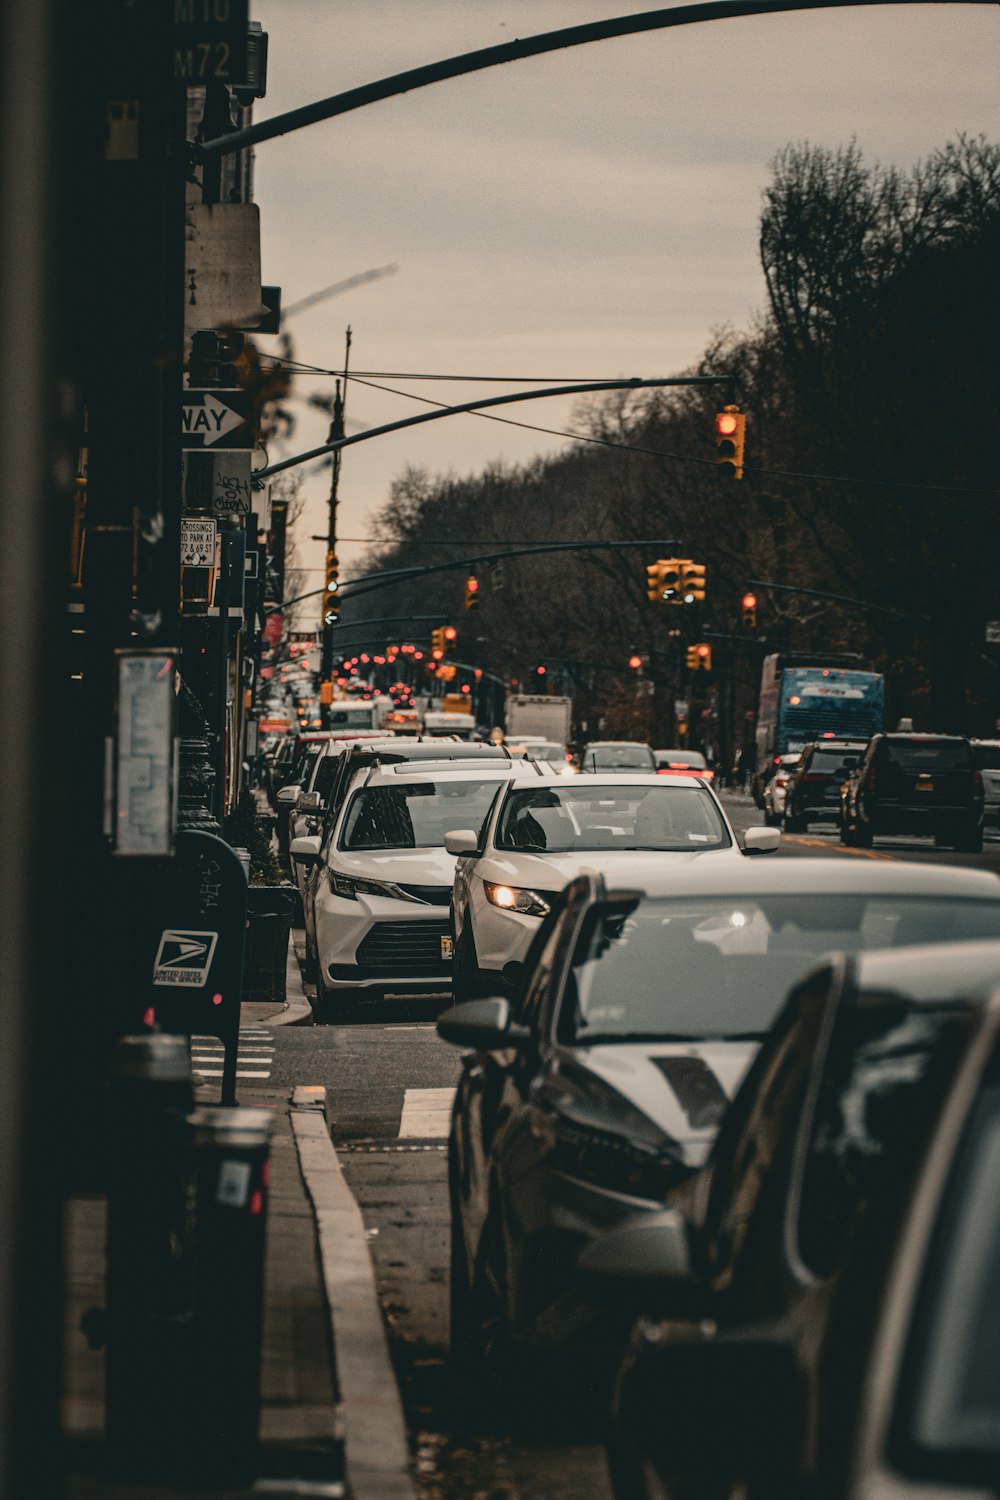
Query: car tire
783,807,802,834
954,822,984,855
452,922,484,1006
314,973,358,1024
301,936,318,985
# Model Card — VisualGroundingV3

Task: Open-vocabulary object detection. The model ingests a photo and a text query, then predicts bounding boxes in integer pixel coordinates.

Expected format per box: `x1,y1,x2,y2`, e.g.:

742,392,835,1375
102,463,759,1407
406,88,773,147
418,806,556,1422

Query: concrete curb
290,1086,417,1500
269,931,314,1027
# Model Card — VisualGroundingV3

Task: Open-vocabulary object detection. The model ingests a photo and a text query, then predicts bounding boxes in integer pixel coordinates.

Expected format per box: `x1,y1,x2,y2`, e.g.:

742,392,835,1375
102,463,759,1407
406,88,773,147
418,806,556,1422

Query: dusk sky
251,1,999,624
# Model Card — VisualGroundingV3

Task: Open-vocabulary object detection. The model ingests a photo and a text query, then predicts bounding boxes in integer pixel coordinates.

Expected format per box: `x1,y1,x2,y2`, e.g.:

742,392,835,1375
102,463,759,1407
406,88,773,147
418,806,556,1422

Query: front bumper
316,891,453,992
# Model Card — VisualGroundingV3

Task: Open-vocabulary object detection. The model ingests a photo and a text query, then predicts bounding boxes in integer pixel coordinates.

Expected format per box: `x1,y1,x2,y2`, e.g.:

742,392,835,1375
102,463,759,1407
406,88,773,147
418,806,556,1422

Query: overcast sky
250,1,999,624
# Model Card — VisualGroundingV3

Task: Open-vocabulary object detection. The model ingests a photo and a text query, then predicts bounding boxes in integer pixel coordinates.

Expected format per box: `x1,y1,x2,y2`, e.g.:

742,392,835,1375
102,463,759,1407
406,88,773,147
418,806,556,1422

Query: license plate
916,781,935,792
440,936,454,960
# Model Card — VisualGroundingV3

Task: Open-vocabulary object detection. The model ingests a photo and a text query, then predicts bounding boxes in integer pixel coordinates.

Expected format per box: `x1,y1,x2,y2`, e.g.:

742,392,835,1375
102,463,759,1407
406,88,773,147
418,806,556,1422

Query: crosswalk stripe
398,1087,456,1139
193,1069,273,1079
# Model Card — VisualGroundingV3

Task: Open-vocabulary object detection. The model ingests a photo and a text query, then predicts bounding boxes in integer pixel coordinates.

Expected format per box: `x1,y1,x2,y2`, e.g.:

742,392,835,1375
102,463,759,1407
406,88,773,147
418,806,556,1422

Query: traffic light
686,643,712,671
679,560,707,604
741,591,758,628
465,575,480,610
647,558,683,604
443,625,457,649
686,644,700,670
715,406,746,479
628,653,643,671
322,548,340,626
431,627,447,656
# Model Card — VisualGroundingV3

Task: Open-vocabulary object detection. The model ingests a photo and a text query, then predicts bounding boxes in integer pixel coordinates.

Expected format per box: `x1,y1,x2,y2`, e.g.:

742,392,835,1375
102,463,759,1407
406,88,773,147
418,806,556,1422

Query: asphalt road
271,797,1000,1500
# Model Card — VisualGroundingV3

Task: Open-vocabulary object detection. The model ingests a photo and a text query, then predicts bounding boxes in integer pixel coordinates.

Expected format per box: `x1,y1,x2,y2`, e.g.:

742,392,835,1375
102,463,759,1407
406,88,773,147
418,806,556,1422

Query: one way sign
181,389,254,450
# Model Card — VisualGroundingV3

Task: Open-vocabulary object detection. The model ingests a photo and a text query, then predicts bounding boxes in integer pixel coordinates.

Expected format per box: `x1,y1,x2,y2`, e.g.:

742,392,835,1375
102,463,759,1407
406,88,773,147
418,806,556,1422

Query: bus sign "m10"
172,0,248,84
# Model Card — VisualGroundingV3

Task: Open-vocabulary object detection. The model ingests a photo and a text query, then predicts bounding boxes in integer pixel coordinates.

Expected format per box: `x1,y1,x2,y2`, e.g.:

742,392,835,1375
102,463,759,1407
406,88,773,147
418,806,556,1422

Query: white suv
293,760,539,1020
449,773,777,1000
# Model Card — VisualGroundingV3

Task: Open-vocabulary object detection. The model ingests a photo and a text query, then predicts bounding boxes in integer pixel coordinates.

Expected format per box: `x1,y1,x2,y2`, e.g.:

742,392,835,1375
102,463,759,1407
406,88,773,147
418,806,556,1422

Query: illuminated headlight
328,871,415,901
484,881,551,918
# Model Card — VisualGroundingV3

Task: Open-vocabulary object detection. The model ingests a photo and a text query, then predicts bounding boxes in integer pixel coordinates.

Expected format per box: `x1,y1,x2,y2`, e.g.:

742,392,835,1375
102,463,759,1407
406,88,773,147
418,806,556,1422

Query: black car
583,939,1000,1500
840,733,984,852
438,863,1000,1400
782,739,867,832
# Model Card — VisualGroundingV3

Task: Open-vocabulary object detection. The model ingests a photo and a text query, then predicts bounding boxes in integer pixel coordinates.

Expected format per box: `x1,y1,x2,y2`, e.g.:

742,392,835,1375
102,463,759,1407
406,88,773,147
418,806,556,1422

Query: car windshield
339,778,504,850
529,744,568,763
495,784,730,852
562,895,1000,1044
657,750,706,768
884,740,970,770
809,749,862,773
588,746,654,768
973,745,1000,771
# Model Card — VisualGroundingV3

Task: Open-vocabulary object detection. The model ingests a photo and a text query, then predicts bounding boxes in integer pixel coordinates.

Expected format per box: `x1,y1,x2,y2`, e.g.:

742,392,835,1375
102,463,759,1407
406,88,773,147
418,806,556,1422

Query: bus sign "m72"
172,0,248,84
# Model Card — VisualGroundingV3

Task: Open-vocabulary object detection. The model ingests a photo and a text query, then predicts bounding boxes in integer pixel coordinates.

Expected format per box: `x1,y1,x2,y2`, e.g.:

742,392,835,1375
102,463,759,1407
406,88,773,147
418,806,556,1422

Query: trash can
186,1105,274,1482
244,884,295,1002
105,1034,195,1471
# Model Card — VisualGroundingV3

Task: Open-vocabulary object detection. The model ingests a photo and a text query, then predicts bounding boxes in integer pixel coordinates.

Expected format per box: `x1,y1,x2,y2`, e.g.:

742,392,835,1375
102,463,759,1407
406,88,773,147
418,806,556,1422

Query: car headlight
484,881,551,918
550,1116,684,1201
328,871,419,901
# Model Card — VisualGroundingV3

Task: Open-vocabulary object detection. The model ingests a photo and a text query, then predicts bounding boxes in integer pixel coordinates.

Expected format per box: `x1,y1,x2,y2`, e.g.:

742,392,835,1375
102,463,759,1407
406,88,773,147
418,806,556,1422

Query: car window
810,749,862,773
558,895,1000,1046
895,1087,1000,1475
796,1006,967,1280
339,779,504,850
518,912,572,1029
882,740,971,771
972,745,1000,771
495,784,730,852
588,746,655,769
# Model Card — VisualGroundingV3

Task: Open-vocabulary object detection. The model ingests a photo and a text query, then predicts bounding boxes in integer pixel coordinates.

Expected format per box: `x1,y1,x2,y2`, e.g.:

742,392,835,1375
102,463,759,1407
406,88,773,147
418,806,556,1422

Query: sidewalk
62,937,415,1500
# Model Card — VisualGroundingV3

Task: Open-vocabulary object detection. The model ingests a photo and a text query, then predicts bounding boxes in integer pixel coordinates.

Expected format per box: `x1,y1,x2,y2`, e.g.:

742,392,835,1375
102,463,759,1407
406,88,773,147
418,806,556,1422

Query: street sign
181,389,254,450
171,0,249,84
180,517,216,567
211,452,253,514
986,621,1000,644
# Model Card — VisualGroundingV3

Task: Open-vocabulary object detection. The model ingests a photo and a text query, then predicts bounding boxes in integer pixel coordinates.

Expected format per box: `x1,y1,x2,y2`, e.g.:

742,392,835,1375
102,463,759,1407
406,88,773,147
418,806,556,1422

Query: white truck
504,694,572,744
422,710,477,740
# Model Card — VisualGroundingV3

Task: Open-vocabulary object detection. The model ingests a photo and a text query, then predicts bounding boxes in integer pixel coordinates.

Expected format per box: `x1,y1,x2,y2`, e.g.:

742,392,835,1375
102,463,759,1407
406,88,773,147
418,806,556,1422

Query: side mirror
437,997,531,1051
578,1209,693,1287
743,826,780,854
296,790,322,813
277,784,302,805
445,829,480,856
289,835,322,868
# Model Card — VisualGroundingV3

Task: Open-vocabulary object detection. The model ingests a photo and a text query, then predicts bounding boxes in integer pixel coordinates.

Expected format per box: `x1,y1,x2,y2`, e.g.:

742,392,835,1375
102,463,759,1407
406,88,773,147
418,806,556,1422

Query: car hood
481,848,737,889
548,1039,760,1168
331,847,456,883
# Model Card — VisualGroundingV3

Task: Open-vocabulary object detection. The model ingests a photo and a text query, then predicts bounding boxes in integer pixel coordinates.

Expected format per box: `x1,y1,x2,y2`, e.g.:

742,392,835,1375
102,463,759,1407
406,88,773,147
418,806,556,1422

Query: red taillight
866,765,877,791
775,776,788,788
974,769,984,796
799,773,826,784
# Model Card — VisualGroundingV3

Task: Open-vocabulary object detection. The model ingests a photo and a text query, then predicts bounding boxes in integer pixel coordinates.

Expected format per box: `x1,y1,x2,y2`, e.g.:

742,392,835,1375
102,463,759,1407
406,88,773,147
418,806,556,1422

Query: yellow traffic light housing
741,591,757,628
443,625,457,649
322,590,340,626
696,643,712,671
715,406,746,479
646,561,665,602
680,561,707,604
648,558,684,604
465,575,480,610
686,645,700,670
431,627,447,655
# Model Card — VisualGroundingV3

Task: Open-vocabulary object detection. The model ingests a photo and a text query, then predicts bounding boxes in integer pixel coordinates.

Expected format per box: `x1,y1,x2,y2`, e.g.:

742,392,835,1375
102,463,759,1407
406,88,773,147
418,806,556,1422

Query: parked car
653,748,714,782
580,742,657,774
585,938,1000,1500
449,774,777,1001
782,738,867,832
841,733,984,852
439,861,1000,1397
762,752,801,826
292,759,536,1020
971,737,1000,827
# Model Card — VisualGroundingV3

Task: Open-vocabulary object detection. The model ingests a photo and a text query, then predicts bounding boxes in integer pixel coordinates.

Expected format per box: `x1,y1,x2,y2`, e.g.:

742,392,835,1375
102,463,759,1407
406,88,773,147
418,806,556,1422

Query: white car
448,773,779,1000
762,752,802,826
291,759,541,1020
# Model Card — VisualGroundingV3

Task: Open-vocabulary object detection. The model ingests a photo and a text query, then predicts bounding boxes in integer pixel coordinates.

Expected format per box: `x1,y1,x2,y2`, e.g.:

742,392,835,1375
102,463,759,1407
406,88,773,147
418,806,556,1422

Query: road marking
193,1069,273,1079
398,1086,456,1139
191,1029,275,1082
783,835,897,862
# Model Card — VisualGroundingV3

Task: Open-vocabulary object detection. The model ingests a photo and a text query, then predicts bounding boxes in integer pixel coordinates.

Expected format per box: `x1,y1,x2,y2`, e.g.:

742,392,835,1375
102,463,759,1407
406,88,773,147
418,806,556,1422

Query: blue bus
756,654,885,762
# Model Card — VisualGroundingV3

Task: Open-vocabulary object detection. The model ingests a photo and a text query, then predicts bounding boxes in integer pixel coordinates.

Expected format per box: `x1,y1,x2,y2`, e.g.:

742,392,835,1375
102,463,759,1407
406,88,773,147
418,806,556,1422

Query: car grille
395,883,453,906
355,920,452,972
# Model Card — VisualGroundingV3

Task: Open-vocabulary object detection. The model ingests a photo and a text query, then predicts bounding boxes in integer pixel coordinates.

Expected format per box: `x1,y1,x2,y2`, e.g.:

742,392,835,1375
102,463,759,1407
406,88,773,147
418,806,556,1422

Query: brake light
974,769,984,797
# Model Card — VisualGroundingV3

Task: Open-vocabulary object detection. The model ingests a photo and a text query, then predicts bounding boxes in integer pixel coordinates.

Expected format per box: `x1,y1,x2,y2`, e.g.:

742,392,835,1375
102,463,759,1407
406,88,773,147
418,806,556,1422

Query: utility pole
321,326,351,684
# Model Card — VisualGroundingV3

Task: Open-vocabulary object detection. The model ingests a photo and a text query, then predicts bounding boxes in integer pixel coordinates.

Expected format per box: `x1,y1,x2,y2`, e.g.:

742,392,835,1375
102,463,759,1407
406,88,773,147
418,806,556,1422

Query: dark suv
783,739,867,832
840,733,984,852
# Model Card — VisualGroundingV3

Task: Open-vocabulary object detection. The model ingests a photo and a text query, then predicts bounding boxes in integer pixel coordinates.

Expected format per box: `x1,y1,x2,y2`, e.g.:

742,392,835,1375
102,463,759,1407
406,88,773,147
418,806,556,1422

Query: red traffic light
432,648,444,661
628,654,643,670
742,591,757,610
466,576,479,594
535,665,546,676
696,643,710,659
444,625,457,641
716,412,739,436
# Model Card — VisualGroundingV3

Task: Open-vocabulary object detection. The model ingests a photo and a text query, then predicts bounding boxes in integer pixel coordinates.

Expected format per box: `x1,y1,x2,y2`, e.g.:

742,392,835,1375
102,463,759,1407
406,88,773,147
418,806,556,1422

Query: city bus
756,653,885,762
